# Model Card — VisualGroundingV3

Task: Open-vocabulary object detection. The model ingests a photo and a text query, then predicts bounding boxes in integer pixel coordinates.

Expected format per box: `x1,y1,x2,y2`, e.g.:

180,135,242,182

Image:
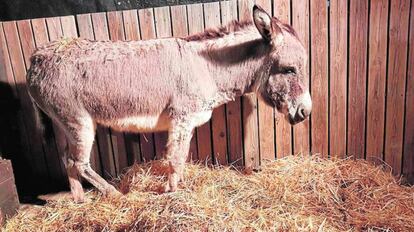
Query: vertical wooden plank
17,20,37,63
195,3,214,164
187,4,205,162
123,10,141,41
187,3,213,163
27,19,67,187
2,21,51,190
239,0,260,168
171,5,188,37
385,0,410,175
203,2,228,165
154,6,172,38
220,0,243,166
256,0,272,12
106,11,129,173
220,0,238,28
91,12,118,178
274,0,293,158
348,0,369,159
153,6,172,160
366,0,389,160
45,17,63,41
137,8,157,162
329,0,347,158
170,5,199,162
75,13,103,175
76,14,95,40
0,24,18,94
255,0,276,161
121,9,143,165
403,0,414,183
310,0,329,157
107,11,125,41
292,0,311,155
60,16,78,37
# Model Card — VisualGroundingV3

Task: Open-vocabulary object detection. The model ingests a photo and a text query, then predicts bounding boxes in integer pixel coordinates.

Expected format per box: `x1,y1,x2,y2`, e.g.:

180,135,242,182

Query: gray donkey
27,5,311,202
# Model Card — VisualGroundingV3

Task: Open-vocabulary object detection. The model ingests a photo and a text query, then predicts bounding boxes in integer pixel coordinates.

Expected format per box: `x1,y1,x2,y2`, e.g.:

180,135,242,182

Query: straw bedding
2,155,414,232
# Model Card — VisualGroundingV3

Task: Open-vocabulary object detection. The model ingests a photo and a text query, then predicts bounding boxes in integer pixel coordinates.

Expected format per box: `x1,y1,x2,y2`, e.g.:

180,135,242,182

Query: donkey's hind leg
64,144,85,203
64,116,121,201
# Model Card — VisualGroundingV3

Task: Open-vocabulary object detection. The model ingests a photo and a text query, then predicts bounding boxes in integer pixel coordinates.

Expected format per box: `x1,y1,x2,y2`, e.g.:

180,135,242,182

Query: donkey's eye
282,67,296,75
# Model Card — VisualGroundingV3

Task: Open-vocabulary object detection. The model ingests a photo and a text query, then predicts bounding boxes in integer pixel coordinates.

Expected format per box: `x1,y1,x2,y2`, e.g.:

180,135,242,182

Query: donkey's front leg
164,120,194,192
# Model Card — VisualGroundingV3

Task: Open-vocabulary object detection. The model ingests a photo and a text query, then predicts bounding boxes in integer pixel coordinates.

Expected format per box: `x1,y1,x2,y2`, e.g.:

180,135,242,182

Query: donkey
27,5,311,202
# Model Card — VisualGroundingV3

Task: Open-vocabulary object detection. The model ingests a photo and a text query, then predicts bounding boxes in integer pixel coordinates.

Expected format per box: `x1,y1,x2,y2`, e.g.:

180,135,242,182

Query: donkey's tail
31,100,55,143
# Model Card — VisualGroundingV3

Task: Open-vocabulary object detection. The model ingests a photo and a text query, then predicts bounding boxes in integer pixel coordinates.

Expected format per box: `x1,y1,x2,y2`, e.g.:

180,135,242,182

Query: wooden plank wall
0,0,413,195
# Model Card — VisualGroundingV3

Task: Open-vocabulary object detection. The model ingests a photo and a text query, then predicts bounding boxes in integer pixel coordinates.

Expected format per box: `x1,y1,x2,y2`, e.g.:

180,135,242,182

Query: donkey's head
253,5,311,125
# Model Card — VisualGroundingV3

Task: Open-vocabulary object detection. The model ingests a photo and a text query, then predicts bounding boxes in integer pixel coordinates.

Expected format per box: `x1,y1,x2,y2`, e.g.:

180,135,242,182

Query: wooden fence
0,0,413,195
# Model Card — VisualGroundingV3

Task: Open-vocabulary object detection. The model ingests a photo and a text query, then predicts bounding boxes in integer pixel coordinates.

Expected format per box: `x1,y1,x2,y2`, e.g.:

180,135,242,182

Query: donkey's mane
183,20,253,41
183,19,299,42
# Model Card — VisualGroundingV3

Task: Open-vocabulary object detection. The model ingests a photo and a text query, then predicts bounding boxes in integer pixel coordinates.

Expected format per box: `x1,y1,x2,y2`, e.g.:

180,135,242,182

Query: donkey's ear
253,5,283,44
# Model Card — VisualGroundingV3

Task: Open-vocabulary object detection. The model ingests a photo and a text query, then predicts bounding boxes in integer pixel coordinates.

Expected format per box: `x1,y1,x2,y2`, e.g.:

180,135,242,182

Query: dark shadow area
0,82,71,203
0,0,219,21
0,83,43,202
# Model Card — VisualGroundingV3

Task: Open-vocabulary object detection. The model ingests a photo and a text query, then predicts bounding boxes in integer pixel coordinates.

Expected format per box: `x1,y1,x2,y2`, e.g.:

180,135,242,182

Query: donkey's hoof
73,195,86,204
163,183,177,193
105,188,123,198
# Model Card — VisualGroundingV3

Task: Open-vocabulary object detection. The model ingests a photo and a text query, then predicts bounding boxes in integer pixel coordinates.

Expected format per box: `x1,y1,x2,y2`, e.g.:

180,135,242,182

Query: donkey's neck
198,26,271,103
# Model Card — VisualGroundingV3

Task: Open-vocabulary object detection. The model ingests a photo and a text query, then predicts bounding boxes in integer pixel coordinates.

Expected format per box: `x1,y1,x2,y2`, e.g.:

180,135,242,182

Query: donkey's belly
97,115,171,133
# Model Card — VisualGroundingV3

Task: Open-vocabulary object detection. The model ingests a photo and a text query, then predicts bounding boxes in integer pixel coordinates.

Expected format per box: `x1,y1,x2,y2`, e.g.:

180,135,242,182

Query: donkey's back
27,38,217,133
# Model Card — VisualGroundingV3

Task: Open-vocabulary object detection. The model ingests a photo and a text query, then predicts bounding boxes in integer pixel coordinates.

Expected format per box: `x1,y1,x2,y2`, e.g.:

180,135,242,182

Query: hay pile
2,155,414,231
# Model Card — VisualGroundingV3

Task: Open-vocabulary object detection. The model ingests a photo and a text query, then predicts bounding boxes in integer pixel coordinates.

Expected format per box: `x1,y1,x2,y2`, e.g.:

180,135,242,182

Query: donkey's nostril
296,104,310,121
300,108,306,118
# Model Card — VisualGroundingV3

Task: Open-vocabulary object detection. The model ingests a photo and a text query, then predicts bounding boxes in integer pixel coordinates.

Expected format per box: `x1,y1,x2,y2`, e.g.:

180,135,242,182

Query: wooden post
0,159,19,225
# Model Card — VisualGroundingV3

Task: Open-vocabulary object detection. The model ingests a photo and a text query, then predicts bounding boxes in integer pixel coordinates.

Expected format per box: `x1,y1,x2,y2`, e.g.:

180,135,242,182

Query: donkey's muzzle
288,92,312,125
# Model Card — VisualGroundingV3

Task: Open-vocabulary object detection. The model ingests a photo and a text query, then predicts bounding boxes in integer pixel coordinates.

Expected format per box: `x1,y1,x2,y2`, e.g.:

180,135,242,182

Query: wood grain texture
0,160,19,222
403,0,414,182
45,17,63,41
60,16,77,37
122,10,141,40
91,12,117,178
292,0,310,155
107,11,129,174
137,8,157,162
204,2,228,165
256,0,276,161
239,0,260,168
366,0,388,160
329,0,347,158
385,0,410,175
75,13,103,175
187,3,214,163
310,0,329,157
220,0,244,166
274,0,293,158
348,0,368,159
